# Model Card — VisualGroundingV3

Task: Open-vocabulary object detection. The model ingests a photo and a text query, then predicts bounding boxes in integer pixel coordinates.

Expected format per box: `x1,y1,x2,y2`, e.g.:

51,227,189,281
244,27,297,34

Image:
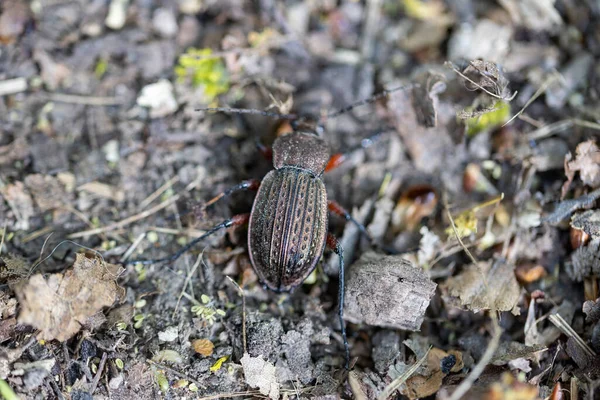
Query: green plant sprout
174,48,230,104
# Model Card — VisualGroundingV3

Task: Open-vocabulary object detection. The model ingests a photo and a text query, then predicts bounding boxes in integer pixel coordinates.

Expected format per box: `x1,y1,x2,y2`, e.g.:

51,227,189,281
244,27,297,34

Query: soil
1,0,600,399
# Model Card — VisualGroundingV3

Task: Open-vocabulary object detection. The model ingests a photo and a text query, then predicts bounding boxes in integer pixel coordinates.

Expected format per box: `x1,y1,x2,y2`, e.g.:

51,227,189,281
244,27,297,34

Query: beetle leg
324,131,388,173
326,233,350,370
328,200,374,244
204,179,261,209
126,213,250,265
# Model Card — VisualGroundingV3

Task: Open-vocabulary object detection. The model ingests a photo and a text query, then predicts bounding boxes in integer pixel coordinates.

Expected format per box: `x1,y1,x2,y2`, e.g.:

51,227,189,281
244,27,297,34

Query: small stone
153,8,178,38
105,0,129,30
137,79,178,118
158,326,179,342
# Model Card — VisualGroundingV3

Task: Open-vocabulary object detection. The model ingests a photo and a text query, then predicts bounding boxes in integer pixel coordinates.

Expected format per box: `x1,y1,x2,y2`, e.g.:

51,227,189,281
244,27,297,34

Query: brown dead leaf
515,263,546,284
565,140,600,189
485,372,539,400
192,339,214,356
0,181,34,230
461,60,512,100
24,174,67,212
442,260,520,315
15,254,124,342
404,370,444,399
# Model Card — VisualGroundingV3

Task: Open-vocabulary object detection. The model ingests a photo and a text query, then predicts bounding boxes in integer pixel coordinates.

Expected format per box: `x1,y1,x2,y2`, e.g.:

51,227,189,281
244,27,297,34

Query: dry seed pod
192,339,214,356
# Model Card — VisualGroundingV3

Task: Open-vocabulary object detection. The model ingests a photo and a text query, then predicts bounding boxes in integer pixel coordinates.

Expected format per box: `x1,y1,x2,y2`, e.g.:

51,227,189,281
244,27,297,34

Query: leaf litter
14,253,124,342
2,0,600,398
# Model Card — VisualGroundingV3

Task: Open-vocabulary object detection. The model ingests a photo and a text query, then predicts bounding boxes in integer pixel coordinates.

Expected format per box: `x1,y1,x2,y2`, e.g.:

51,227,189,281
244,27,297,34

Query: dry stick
89,352,108,395
173,252,204,319
146,360,206,389
378,346,432,400
548,314,596,357
0,222,6,256
120,232,147,262
360,0,382,60
444,195,489,290
149,226,207,238
226,276,247,354
45,92,124,106
197,390,265,400
68,194,181,239
446,314,501,400
503,72,561,127
139,176,180,210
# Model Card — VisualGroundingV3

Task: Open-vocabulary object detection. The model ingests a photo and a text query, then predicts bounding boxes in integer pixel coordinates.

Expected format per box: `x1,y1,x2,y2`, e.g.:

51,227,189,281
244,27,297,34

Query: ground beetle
126,84,412,369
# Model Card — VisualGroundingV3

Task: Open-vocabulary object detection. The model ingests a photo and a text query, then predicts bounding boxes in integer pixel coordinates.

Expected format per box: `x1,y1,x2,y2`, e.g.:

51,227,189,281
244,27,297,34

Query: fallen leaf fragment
240,353,279,400
565,140,600,188
192,339,214,356
15,254,124,342
442,260,520,314
485,372,539,400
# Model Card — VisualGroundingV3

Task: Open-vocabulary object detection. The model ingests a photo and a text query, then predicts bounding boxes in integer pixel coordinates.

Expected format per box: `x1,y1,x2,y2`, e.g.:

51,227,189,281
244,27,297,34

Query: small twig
503,72,561,127
139,176,180,210
120,233,146,262
196,390,265,400
173,252,204,318
89,352,108,394
44,92,123,106
147,359,206,389
445,313,501,400
28,239,106,276
226,276,247,354
378,346,432,400
48,378,66,400
148,226,208,238
443,193,489,289
548,314,596,357
68,194,181,238
0,222,7,256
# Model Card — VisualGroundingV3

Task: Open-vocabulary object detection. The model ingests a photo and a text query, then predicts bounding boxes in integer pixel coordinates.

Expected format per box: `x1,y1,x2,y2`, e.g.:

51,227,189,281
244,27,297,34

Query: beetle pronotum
127,84,412,369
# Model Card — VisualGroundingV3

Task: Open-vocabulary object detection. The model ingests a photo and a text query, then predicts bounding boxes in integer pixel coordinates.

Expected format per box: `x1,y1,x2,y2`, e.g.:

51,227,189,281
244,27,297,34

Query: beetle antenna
197,107,299,121
325,83,416,120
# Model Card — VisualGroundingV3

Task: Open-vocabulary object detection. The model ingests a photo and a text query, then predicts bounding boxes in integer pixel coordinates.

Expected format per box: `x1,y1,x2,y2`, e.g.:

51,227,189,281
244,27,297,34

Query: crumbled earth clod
343,252,436,330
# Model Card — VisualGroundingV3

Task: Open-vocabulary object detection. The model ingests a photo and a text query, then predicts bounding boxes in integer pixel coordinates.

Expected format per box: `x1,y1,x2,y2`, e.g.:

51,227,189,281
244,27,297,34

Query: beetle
126,84,412,369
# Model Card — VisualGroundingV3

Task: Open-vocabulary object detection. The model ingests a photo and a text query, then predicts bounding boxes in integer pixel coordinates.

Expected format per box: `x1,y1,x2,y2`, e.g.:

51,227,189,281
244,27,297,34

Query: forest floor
1,0,600,399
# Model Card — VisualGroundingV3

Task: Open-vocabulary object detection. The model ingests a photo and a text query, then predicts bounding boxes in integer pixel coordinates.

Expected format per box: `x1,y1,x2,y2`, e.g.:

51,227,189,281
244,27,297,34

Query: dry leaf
566,140,600,188
240,353,279,400
15,254,124,342
442,260,520,314
485,372,539,400
23,174,67,212
192,339,214,356
0,181,34,230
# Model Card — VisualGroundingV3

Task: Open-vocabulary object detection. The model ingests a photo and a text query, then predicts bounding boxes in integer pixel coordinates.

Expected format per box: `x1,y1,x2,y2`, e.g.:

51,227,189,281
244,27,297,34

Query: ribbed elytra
248,167,328,291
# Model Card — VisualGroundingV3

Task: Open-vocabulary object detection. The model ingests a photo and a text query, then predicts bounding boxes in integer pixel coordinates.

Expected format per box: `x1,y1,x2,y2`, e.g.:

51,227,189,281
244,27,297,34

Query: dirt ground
1,0,600,399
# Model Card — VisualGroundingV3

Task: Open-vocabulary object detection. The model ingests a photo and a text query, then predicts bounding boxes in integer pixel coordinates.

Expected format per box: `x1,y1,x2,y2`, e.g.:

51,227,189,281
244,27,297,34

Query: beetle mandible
126,84,413,369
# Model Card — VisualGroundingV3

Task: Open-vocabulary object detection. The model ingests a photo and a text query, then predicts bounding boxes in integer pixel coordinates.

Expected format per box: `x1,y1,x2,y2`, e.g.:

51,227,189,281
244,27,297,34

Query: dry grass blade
445,313,502,400
226,276,247,354
548,314,596,357
503,72,561,127
378,346,431,400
